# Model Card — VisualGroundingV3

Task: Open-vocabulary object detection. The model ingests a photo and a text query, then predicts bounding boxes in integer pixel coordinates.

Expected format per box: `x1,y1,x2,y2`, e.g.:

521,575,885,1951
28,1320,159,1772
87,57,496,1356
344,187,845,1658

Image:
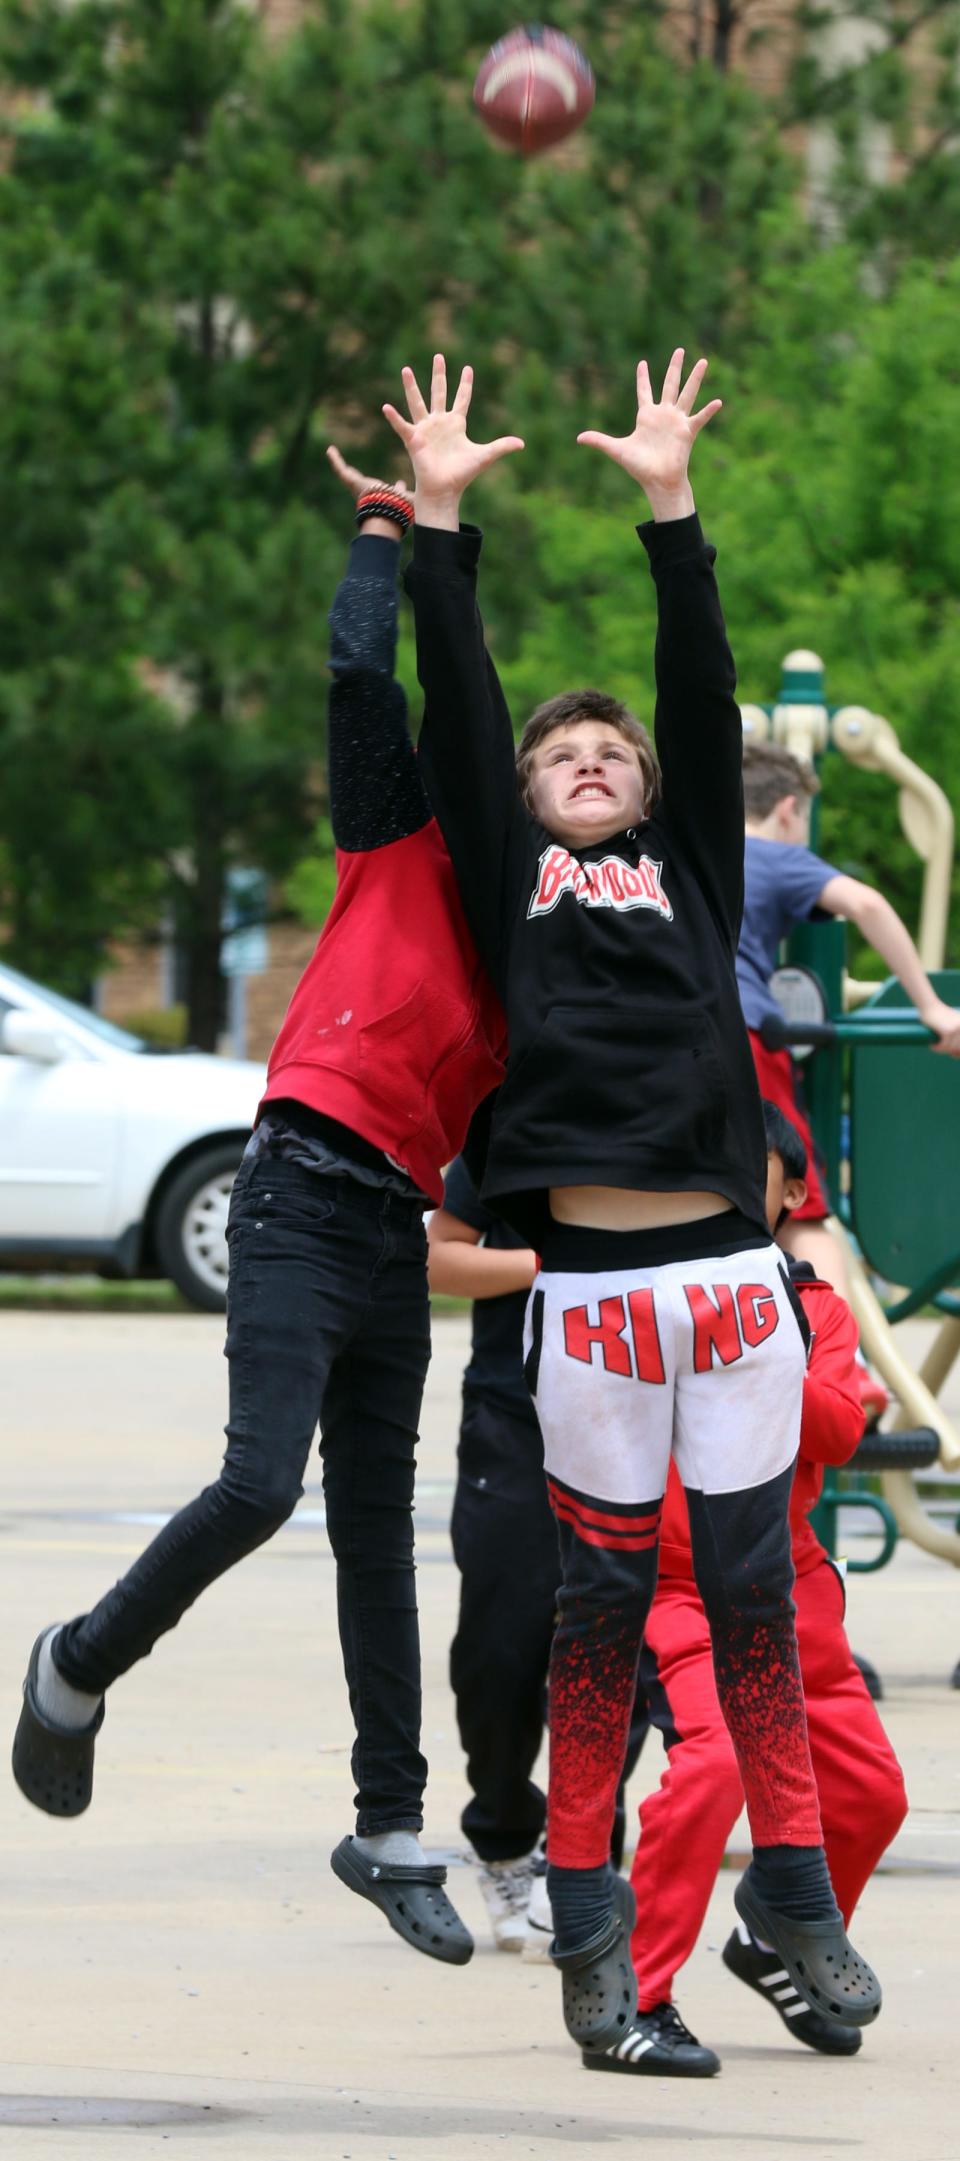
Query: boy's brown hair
742,741,820,821
516,689,661,817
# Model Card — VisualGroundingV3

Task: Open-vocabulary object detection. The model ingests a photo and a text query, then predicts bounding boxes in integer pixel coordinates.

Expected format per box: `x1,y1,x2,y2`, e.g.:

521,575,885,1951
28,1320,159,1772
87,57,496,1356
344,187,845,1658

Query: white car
0,961,265,1310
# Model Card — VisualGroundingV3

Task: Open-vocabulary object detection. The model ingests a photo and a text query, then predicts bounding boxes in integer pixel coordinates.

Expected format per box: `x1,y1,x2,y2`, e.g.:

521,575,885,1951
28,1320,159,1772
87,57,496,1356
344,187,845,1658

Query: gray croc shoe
734,1870,881,2029
552,1870,638,2054
330,1836,474,1965
12,1631,104,1817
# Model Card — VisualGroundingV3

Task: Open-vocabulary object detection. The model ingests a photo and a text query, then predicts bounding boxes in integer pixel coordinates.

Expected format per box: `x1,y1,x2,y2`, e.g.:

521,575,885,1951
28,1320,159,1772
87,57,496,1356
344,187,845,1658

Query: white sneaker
475,1853,538,1952
522,1866,554,1963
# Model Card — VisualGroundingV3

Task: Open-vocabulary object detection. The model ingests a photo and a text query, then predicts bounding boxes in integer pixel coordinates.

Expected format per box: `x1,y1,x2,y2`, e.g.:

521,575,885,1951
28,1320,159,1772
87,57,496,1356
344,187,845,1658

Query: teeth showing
572,785,610,799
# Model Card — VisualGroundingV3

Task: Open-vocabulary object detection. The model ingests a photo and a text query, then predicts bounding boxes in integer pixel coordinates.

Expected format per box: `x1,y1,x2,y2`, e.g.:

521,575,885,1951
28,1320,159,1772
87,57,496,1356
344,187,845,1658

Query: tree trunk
183,668,227,1052
712,0,738,73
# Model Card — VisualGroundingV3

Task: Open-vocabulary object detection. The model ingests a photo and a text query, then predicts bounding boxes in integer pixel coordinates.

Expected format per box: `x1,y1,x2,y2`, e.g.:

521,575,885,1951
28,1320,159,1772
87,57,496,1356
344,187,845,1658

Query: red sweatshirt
658,1272,865,1581
259,534,506,1204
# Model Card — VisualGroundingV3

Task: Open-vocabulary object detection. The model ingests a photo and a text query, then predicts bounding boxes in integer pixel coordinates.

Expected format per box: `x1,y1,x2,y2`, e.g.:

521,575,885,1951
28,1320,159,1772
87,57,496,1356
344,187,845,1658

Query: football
473,24,595,157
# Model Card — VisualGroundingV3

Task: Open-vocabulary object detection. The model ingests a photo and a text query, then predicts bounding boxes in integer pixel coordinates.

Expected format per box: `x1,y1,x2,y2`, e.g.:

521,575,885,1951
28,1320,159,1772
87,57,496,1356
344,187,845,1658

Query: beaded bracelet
356,487,415,534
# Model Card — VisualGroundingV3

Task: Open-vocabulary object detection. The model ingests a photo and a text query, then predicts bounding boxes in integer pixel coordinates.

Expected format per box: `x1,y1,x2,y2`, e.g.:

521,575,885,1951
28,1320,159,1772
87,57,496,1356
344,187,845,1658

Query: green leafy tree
0,0,857,999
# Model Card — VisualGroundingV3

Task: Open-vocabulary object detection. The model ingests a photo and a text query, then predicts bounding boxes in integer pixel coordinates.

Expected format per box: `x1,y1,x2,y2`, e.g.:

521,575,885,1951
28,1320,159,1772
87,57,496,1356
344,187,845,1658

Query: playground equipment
741,655,960,1577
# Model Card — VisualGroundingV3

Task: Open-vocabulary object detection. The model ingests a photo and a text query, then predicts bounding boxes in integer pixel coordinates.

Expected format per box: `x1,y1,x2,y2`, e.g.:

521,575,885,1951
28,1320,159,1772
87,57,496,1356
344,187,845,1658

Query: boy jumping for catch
386,349,882,2056
12,461,504,1969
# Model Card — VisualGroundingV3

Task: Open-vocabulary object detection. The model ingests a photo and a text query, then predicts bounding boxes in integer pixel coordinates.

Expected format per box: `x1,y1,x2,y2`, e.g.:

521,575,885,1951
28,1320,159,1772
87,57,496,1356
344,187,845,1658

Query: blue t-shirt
736,837,837,1029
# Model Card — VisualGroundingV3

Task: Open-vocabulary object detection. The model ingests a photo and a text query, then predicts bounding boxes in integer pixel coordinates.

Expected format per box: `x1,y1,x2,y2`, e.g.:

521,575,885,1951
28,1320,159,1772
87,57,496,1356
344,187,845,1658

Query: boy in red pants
590,1102,907,2078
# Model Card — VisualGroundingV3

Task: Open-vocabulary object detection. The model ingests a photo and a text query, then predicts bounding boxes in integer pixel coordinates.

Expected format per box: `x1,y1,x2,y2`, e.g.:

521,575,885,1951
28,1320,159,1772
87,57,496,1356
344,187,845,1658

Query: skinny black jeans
55,1153,432,1835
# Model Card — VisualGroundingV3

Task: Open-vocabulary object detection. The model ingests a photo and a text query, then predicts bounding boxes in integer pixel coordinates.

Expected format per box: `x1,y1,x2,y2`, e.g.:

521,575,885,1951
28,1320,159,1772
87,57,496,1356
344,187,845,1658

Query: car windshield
0,963,148,1051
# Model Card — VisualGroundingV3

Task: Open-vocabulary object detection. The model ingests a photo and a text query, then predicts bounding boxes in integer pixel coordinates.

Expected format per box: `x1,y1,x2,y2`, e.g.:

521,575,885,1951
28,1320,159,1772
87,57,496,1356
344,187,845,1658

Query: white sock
353,1830,424,1867
35,1628,102,1731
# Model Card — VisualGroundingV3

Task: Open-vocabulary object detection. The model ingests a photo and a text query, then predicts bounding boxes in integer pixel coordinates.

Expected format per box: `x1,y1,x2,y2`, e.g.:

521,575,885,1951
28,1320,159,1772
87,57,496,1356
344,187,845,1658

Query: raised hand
577,350,721,520
382,354,524,529
326,444,414,508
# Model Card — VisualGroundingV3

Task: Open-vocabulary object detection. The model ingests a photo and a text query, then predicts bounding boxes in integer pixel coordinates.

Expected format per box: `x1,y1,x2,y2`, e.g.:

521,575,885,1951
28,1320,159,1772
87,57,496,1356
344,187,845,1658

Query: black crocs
330,1836,474,1965
734,1869,881,2029
552,1870,638,2054
12,1631,104,1817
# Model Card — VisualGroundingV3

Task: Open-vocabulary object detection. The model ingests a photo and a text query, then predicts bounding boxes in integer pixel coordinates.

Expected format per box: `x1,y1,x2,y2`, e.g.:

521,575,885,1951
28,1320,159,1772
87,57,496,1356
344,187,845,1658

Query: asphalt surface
0,1309,957,2159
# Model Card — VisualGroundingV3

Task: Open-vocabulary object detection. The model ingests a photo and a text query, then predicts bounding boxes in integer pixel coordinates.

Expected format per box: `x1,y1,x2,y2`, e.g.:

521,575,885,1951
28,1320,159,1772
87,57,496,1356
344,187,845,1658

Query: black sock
749,1844,840,1924
547,1861,614,1956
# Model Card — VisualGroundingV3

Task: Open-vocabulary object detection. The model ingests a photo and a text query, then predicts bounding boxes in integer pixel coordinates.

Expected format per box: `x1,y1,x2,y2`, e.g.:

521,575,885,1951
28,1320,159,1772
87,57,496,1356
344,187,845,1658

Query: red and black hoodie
259,533,505,1205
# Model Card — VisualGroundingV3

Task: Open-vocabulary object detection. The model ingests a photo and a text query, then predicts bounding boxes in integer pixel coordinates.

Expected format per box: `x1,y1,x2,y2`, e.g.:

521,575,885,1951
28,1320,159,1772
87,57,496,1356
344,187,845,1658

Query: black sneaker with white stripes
582,2002,720,2078
722,1920,862,2055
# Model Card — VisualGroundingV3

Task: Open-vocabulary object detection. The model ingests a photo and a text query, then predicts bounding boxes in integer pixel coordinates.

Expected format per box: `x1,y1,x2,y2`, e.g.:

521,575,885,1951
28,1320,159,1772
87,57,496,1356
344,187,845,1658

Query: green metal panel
848,973,960,1289
783,918,847,1206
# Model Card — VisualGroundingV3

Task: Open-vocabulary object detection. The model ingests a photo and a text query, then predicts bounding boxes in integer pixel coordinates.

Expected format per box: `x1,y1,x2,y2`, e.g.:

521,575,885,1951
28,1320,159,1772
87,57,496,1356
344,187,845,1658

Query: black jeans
450,1395,560,1863
449,1394,649,1866
55,1153,432,1836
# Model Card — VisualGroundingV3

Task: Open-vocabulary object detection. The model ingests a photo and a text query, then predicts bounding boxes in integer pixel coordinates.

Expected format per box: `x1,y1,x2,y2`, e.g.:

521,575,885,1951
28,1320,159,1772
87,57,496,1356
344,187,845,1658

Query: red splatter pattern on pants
711,1601,823,1847
547,1604,643,1868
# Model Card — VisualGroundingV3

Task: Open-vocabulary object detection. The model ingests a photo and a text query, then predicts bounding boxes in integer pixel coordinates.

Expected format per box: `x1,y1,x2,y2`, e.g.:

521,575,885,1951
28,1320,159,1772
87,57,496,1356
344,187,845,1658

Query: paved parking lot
0,1309,957,2159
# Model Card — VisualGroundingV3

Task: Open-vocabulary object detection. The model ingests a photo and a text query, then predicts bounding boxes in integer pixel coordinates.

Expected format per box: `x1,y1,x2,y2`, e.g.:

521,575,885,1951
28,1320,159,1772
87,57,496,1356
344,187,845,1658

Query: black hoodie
405,513,767,1245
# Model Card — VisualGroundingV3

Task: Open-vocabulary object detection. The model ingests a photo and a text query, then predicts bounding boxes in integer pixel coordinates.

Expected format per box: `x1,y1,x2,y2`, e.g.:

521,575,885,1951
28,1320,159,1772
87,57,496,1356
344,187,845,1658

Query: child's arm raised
324,448,428,852
385,356,527,981
578,352,743,937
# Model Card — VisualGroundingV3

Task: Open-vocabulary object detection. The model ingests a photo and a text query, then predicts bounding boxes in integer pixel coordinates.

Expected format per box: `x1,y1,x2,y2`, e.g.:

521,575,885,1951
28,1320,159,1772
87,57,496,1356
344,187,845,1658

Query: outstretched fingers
689,397,723,436
401,365,429,422
661,347,685,405
431,352,447,413
576,430,625,464
326,444,363,493
382,401,414,446
635,359,653,409
677,356,709,414
474,435,526,473
452,364,474,418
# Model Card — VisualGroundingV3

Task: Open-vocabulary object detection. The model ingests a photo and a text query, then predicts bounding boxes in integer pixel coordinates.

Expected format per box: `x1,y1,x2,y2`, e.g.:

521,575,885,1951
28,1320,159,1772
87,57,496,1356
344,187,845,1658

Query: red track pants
630,1558,907,2010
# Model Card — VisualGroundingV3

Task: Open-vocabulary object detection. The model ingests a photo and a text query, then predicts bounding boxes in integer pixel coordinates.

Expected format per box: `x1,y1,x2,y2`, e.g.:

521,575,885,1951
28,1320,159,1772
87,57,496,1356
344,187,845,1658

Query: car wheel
154,1142,245,1311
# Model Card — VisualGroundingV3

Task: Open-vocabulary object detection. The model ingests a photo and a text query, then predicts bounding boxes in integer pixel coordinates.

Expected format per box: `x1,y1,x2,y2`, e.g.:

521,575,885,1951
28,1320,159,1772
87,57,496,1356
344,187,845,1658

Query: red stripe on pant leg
547,1479,661,1537
550,1498,660,1553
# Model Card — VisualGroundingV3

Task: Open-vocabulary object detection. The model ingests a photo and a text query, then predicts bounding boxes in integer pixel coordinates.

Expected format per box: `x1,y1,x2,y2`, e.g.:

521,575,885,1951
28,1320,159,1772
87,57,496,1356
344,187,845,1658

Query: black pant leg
319,1210,432,1836
547,1490,661,1868
56,1158,364,1695
449,1396,559,1862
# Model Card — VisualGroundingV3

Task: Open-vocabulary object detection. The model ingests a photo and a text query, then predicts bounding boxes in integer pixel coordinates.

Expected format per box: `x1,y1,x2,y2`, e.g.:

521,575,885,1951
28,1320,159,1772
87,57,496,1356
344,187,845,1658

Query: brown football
473,24,595,157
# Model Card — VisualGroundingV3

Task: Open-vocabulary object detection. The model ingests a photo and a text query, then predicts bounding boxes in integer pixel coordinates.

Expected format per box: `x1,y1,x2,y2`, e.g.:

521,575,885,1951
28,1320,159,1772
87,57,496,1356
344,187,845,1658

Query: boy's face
765,1148,808,1233
527,722,647,849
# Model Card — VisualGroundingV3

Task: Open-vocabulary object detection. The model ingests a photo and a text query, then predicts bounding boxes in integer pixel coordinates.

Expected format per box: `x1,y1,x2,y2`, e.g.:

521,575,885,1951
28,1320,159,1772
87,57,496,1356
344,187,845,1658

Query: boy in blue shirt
739,741,960,1297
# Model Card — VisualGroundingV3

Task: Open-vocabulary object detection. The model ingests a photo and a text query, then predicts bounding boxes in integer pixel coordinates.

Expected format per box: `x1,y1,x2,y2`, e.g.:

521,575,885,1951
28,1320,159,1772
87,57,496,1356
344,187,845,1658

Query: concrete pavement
0,1309,957,2159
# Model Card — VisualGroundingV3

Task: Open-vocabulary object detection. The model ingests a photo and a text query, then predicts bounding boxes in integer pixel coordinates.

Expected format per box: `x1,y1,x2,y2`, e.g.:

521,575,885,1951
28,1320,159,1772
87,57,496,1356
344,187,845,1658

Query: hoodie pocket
503,1001,727,1166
